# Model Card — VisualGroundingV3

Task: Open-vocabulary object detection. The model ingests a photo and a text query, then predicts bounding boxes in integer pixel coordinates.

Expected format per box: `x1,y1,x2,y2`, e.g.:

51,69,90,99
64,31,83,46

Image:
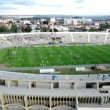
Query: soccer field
0,45,110,67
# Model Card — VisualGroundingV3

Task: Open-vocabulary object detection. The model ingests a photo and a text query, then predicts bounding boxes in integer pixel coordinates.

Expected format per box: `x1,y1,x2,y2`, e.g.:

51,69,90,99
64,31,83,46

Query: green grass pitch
0,45,110,67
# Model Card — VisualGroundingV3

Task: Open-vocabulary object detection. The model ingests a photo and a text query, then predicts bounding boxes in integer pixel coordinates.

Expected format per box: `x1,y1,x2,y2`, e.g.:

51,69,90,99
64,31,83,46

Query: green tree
97,23,110,32
80,27,87,32
41,27,49,32
10,24,18,33
89,27,97,32
35,26,40,30
49,28,58,32
0,26,8,33
97,24,104,32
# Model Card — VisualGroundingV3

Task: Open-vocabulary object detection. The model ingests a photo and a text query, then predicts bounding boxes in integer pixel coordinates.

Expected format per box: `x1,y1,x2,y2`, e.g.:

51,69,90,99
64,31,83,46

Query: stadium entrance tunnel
52,106,76,110
28,105,49,110
3,104,25,110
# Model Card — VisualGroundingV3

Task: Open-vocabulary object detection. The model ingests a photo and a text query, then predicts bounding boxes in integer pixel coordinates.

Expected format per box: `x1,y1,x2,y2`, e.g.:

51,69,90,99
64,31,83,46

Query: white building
0,18,15,23
64,18,77,26
64,18,92,26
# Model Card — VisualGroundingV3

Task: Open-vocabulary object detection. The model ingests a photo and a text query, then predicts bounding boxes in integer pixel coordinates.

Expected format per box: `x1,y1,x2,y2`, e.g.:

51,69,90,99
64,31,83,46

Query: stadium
0,32,110,110
0,32,110,67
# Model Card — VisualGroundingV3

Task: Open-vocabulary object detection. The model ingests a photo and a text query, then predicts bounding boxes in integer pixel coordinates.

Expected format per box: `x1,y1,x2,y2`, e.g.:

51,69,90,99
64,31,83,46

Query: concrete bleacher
0,35,13,48
105,34,110,44
56,33,73,43
0,32,110,49
0,71,110,110
72,32,88,43
90,33,106,44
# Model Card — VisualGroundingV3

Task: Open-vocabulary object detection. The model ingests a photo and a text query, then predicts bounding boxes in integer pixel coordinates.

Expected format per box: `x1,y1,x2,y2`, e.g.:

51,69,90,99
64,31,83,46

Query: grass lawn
0,45,110,67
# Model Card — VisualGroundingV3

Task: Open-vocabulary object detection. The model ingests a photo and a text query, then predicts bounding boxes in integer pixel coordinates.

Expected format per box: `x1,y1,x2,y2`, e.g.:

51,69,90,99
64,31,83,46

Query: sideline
0,64,109,71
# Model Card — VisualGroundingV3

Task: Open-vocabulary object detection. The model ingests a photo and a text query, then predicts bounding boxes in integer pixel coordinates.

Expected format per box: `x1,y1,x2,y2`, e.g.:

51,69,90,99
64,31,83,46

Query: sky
0,0,110,15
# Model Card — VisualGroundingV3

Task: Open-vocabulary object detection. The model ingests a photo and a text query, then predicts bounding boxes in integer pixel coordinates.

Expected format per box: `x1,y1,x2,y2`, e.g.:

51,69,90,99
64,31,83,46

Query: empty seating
72,33,88,43
90,33,106,44
105,35,110,44
0,32,110,49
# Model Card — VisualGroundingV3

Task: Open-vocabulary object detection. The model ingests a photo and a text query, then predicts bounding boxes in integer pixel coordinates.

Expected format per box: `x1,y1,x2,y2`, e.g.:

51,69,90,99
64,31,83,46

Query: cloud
0,0,110,15
0,0,35,6
0,4,18,10
75,0,84,3
38,4,63,8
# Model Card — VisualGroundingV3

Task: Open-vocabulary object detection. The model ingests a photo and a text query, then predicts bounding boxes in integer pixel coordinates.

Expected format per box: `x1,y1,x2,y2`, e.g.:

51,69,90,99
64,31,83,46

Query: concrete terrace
0,71,110,110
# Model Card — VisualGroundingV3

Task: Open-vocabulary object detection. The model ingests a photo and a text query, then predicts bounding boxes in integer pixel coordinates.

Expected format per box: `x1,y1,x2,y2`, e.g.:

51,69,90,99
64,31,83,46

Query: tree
25,24,32,32
35,26,40,30
97,24,104,32
41,27,49,32
80,27,87,32
0,26,8,33
20,26,25,32
9,21,13,24
89,27,97,32
97,22,110,32
43,21,48,25
10,24,18,33
104,22,110,28
49,28,58,32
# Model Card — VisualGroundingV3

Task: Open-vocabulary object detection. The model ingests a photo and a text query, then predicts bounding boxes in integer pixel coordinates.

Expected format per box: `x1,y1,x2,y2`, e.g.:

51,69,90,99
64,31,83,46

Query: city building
64,18,92,26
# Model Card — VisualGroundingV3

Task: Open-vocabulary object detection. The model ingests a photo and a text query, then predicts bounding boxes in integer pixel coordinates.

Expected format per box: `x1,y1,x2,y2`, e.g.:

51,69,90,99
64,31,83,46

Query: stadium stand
105,34,110,44
72,32,88,43
90,33,106,44
0,32,110,49
0,71,110,110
